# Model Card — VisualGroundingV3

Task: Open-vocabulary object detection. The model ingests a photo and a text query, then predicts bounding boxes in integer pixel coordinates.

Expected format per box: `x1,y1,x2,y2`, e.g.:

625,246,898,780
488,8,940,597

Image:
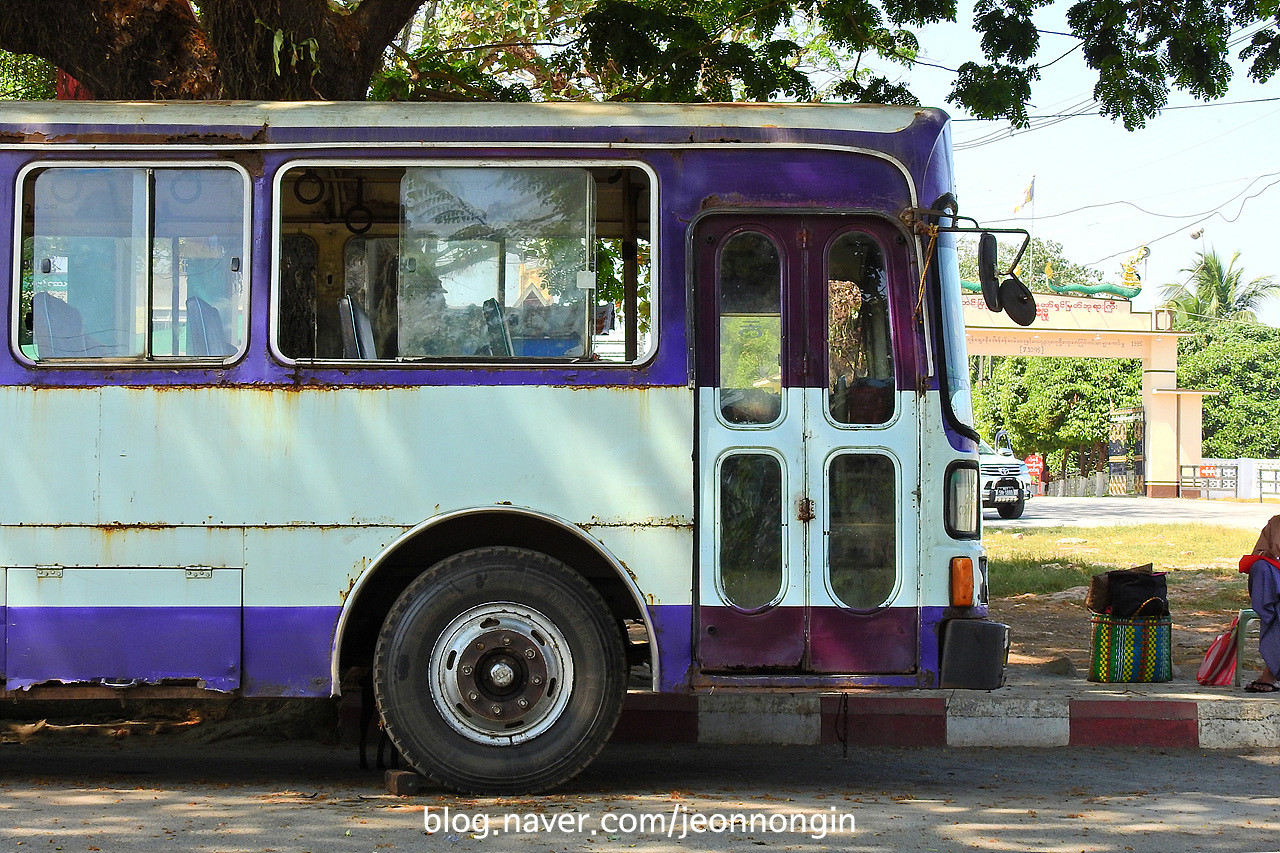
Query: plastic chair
32,291,89,358
186,296,234,356
338,295,377,359
1236,608,1259,686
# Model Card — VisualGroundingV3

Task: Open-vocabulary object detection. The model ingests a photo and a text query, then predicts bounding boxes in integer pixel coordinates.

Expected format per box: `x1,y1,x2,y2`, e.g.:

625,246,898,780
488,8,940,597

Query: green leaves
582,0,814,101
949,61,1039,126
973,356,1142,469
1241,26,1280,83
973,0,1046,64
1065,0,1237,130
1178,321,1280,458
1161,249,1280,326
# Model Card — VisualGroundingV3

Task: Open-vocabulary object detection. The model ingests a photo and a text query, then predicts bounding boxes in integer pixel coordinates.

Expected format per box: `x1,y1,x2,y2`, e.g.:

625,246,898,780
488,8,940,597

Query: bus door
695,214,919,674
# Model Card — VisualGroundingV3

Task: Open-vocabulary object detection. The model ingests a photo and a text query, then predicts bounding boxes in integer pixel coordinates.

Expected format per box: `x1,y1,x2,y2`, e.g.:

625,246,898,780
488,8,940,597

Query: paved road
985,495,1278,530
1,739,1277,852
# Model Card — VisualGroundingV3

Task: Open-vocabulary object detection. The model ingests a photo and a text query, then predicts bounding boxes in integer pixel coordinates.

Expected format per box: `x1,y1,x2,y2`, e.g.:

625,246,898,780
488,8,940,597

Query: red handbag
1196,616,1239,686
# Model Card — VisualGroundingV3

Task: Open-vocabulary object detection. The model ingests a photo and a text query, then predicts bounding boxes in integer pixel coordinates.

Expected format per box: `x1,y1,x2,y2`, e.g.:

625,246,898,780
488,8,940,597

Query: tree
0,51,56,99
0,0,1275,130
0,0,424,101
974,356,1142,479
1177,321,1280,459
1161,249,1280,327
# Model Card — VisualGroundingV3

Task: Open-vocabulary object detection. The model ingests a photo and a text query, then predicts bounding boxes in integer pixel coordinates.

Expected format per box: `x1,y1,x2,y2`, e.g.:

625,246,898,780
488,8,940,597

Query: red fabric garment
1241,554,1280,574
1196,616,1239,686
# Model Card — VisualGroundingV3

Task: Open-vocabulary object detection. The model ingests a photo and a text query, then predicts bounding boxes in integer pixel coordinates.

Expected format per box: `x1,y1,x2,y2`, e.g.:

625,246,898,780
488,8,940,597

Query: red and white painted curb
613,692,1280,749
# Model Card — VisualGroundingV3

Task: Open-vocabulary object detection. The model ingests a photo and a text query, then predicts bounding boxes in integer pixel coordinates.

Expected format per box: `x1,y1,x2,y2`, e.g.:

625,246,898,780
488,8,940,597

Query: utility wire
1086,176,1280,266
982,171,1280,225
953,95,1280,123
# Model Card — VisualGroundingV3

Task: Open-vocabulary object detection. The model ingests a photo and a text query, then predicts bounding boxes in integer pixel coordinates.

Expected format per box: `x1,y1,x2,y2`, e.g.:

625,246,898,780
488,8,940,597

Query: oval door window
718,452,784,610
828,453,897,609
718,230,782,425
828,232,894,425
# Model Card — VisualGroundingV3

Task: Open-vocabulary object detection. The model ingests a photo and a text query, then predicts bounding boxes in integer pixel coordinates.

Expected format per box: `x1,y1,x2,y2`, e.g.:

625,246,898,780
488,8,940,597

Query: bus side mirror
978,233,1001,312
1000,275,1036,326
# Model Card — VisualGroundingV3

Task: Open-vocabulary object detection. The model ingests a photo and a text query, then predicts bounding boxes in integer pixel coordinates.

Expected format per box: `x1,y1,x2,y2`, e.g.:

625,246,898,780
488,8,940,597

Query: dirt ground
991,586,1248,680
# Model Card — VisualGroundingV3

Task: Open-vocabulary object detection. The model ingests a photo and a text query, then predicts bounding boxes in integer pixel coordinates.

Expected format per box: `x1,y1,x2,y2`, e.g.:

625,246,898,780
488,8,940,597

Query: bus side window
276,164,652,364
20,166,248,362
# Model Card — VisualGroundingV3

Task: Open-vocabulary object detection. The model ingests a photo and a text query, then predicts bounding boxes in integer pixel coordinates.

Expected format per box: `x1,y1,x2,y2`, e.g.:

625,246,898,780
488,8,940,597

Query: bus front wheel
373,546,626,794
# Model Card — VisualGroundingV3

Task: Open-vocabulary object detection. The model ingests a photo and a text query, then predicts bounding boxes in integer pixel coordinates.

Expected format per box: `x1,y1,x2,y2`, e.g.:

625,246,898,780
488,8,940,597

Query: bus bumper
939,619,1009,689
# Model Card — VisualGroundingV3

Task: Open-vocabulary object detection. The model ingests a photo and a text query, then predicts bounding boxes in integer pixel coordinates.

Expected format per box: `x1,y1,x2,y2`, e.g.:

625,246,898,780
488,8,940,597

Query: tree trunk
0,0,425,101
0,0,217,99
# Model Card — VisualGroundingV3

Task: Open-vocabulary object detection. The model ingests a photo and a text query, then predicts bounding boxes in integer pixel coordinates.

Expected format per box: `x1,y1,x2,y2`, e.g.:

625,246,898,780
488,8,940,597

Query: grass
985,523,1255,611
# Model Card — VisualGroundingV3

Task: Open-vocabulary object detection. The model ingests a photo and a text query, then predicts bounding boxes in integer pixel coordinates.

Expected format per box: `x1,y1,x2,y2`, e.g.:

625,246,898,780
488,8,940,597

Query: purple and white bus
0,102,1026,792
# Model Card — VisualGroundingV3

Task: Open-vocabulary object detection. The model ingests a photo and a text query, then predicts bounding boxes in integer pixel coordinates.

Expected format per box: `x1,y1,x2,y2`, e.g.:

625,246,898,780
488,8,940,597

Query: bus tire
997,496,1025,519
373,546,625,794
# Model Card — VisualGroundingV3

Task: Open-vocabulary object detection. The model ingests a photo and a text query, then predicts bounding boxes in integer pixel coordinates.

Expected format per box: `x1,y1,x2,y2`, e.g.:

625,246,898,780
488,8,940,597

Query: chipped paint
580,516,693,530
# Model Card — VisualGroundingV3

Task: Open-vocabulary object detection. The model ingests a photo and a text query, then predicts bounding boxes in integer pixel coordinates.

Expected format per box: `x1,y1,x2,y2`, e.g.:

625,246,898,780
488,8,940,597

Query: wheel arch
332,506,655,694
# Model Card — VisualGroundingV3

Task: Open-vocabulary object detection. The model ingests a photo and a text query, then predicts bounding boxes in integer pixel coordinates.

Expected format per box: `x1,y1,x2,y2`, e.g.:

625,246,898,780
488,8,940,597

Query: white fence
1201,458,1280,501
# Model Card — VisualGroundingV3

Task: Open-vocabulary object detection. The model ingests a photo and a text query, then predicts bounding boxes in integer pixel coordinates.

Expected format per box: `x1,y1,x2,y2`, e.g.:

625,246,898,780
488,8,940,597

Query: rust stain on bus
579,516,693,530
338,572,361,604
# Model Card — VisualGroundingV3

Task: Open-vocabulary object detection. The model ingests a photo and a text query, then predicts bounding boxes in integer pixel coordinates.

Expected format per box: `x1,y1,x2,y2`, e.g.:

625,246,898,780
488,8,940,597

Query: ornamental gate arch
964,294,1214,498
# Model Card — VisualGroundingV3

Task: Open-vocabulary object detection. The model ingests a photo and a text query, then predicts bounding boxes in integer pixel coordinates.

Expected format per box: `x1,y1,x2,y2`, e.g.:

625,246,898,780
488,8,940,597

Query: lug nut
524,649,536,659
531,676,543,685
468,692,479,701
461,665,473,675
491,705,502,715
517,698,529,709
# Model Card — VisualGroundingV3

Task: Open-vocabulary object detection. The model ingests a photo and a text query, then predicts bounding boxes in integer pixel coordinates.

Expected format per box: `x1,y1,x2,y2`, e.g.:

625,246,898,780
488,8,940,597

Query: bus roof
0,100,943,141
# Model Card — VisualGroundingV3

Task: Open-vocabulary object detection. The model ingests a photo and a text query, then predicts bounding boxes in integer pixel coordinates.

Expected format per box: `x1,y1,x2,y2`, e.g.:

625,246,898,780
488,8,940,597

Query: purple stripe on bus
4,605,240,692
242,606,342,698
809,605,919,672
647,604,695,693
652,604,954,690
263,114,947,153
697,605,806,670
0,601,964,694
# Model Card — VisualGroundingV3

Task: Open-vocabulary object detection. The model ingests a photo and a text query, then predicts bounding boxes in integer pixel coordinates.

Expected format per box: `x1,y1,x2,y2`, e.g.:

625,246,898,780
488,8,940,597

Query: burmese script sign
963,292,1174,358
962,293,1156,333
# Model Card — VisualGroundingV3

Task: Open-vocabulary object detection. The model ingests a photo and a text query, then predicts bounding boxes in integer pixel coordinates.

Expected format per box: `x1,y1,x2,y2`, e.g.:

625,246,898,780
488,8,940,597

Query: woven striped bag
1088,612,1173,683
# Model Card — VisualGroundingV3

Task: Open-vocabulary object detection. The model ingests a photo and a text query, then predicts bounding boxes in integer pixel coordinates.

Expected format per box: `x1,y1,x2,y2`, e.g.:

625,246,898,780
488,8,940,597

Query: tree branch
351,0,431,57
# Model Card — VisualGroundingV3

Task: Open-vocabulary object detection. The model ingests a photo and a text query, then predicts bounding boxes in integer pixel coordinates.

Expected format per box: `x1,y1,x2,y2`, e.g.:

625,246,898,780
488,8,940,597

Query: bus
0,101,1030,793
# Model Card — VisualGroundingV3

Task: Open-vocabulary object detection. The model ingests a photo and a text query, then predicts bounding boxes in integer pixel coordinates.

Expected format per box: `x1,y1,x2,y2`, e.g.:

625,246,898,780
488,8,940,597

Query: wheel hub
430,603,574,745
452,628,551,723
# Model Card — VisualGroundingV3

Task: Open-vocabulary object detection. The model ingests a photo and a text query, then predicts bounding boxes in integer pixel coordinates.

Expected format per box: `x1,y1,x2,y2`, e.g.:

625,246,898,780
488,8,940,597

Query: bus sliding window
18,166,248,363
276,164,652,364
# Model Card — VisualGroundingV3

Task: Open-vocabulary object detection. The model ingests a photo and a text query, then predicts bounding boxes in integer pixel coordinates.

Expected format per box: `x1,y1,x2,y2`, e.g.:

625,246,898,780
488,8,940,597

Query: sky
877,5,1280,325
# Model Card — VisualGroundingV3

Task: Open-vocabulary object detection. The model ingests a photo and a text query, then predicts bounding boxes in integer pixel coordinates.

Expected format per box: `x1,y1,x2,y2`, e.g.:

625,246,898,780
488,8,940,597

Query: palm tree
1161,249,1280,325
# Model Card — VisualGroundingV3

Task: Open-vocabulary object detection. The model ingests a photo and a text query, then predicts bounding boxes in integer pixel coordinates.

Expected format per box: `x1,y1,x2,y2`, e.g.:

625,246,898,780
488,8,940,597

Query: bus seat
32,291,90,358
186,296,234,356
338,295,378,359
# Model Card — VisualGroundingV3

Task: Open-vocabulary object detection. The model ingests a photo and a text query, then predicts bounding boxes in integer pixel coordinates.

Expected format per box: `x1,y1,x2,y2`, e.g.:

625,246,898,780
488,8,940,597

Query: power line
952,95,1280,123
1086,176,1280,266
982,171,1280,225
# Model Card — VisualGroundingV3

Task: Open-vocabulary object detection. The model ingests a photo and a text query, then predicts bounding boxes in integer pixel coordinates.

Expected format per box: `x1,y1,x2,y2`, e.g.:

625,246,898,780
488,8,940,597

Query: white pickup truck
979,434,1033,519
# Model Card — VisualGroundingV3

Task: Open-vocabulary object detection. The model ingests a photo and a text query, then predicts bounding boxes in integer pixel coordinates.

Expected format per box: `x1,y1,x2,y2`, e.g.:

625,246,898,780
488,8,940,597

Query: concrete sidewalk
612,670,1280,750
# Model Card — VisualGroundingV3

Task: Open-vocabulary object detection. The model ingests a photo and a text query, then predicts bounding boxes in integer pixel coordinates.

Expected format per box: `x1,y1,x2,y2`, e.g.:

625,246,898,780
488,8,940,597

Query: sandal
1245,680,1279,693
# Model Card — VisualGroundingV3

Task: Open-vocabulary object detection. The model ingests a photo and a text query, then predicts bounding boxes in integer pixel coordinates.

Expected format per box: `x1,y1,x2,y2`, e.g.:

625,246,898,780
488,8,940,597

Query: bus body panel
0,103,994,705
